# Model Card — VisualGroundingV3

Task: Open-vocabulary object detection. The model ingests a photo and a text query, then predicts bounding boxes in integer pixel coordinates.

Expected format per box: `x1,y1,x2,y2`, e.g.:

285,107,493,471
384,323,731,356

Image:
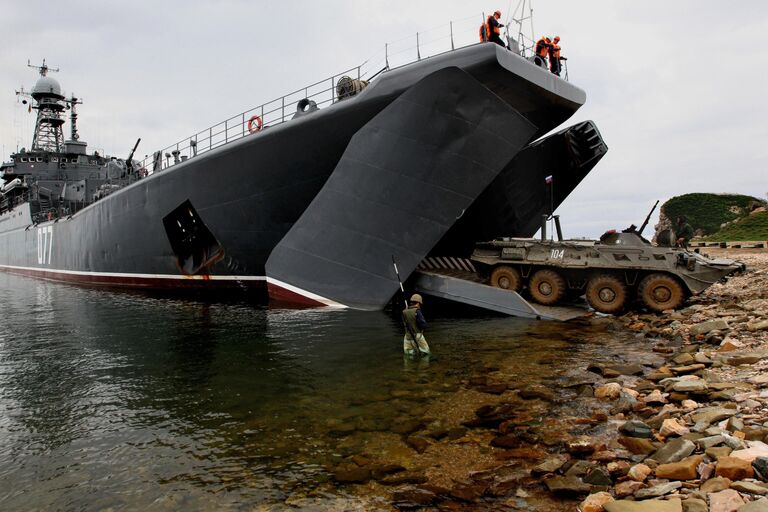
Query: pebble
604,498,682,511
730,480,768,495
580,491,615,512
652,438,697,464
615,480,646,498
716,456,755,480
595,382,623,400
700,476,732,494
732,442,768,463
707,489,745,511
753,456,768,481
739,498,768,511
634,480,682,499
621,420,654,438
660,418,691,437
628,463,652,482
655,455,703,480
681,498,708,512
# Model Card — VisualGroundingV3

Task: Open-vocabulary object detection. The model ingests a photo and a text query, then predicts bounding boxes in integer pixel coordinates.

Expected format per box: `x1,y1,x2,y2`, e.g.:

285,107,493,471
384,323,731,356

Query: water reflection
0,272,637,510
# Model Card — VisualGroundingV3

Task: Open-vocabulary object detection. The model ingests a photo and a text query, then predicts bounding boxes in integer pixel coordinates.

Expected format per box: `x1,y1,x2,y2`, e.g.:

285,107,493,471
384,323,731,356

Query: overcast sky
2,1,766,237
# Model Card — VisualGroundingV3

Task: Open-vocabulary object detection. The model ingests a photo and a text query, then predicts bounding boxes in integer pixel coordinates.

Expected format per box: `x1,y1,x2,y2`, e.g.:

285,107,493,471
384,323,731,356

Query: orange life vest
536,38,549,58
549,44,561,59
479,23,487,42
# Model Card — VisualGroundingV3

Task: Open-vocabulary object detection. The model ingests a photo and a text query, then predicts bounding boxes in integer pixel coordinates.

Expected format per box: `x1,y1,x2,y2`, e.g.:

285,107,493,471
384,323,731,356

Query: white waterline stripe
266,277,347,309
0,264,267,281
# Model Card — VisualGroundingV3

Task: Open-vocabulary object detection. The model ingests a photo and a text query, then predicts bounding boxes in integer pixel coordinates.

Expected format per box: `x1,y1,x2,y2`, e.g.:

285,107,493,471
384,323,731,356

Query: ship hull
0,44,593,302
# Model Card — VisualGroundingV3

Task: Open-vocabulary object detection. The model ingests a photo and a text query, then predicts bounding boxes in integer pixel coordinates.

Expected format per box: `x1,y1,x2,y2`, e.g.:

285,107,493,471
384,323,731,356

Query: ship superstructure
1,60,141,227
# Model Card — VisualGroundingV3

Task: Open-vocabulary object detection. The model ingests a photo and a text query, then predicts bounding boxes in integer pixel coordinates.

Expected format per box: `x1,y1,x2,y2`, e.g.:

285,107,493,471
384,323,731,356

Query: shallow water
0,273,647,510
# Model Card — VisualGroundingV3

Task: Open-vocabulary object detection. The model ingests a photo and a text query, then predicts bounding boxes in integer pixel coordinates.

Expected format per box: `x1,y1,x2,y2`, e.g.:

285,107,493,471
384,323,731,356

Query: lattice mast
16,59,66,152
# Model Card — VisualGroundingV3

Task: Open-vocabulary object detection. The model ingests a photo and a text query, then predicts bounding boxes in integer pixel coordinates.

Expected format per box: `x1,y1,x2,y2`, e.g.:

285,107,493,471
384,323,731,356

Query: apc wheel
529,269,566,306
586,274,628,314
638,273,685,312
490,266,522,292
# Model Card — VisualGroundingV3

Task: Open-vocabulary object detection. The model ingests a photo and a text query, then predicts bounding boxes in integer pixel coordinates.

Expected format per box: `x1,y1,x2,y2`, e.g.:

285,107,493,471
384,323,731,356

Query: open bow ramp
412,270,589,321
266,67,537,309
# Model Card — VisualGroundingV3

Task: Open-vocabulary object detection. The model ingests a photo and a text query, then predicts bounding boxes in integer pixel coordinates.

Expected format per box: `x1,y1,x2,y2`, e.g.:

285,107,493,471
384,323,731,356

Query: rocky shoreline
325,250,768,511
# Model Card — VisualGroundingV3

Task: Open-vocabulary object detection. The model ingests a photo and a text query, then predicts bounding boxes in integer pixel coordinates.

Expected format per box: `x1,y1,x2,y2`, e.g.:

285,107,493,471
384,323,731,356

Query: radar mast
16,59,68,153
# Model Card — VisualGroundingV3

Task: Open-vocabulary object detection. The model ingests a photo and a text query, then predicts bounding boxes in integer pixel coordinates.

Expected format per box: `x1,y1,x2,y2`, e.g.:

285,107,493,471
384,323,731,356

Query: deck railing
138,13,551,173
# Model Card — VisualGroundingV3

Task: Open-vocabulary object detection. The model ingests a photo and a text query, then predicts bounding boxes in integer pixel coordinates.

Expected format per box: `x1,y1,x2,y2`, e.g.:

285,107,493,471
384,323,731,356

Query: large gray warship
0,22,607,310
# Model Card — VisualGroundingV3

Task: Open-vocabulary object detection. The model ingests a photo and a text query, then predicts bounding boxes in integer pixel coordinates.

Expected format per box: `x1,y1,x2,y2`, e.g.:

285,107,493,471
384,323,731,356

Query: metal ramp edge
412,271,588,321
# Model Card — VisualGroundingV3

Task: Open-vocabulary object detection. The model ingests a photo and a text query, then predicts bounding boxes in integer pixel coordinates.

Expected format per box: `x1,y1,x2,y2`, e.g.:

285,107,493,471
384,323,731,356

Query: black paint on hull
265,68,537,309
0,45,592,302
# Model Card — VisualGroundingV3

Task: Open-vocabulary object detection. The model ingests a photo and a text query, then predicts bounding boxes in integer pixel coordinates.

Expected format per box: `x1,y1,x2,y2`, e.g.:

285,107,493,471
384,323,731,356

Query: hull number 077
37,226,53,265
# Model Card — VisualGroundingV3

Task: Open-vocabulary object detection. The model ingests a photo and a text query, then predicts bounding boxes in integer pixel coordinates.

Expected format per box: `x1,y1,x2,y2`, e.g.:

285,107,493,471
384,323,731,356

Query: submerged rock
543,475,591,495
391,487,437,508
531,454,570,475
333,465,371,483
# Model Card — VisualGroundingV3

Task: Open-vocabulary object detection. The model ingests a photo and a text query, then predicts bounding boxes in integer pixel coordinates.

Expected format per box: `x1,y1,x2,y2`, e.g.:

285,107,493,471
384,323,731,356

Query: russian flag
545,175,553,184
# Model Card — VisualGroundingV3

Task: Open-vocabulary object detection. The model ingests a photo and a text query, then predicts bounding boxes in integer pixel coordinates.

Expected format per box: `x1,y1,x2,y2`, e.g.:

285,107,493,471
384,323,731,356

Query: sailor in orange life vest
548,36,566,76
535,36,551,68
486,10,506,48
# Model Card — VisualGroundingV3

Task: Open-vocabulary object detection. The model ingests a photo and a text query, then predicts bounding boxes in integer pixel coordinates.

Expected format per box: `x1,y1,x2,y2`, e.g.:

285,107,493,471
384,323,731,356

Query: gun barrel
127,138,141,161
638,200,660,235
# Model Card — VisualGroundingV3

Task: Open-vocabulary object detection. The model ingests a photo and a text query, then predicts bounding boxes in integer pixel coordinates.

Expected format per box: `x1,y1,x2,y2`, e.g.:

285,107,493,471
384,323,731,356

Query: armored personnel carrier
470,212,746,314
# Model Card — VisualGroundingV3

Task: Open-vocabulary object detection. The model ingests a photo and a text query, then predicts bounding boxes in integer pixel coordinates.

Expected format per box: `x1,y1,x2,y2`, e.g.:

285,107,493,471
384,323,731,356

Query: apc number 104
550,249,565,260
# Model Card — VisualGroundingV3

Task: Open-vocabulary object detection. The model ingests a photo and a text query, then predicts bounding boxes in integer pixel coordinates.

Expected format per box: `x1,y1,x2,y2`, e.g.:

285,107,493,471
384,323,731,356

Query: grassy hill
662,193,766,236
702,210,768,241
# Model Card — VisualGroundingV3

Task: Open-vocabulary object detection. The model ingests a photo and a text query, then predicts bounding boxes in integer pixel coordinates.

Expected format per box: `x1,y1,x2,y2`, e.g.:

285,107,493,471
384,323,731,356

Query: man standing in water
402,294,430,356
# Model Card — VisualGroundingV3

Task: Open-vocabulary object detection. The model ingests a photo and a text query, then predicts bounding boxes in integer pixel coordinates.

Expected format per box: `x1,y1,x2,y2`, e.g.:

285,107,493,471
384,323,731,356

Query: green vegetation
662,193,766,236
702,211,768,241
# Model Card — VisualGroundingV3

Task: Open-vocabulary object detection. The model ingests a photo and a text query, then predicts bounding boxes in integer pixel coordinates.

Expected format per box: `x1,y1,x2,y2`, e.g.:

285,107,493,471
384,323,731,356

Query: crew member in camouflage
402,294,430,356
675,215,694,248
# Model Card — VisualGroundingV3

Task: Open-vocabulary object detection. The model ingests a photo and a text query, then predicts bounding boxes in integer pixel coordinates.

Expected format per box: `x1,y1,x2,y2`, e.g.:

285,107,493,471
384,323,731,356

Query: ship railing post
385,43,389,69
330,76,335,104
417,32,421,60
209,127,212,150
282,96,285,123
450,21,454,50
242,113,245,137
261,105,264,128
224,119,228,144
